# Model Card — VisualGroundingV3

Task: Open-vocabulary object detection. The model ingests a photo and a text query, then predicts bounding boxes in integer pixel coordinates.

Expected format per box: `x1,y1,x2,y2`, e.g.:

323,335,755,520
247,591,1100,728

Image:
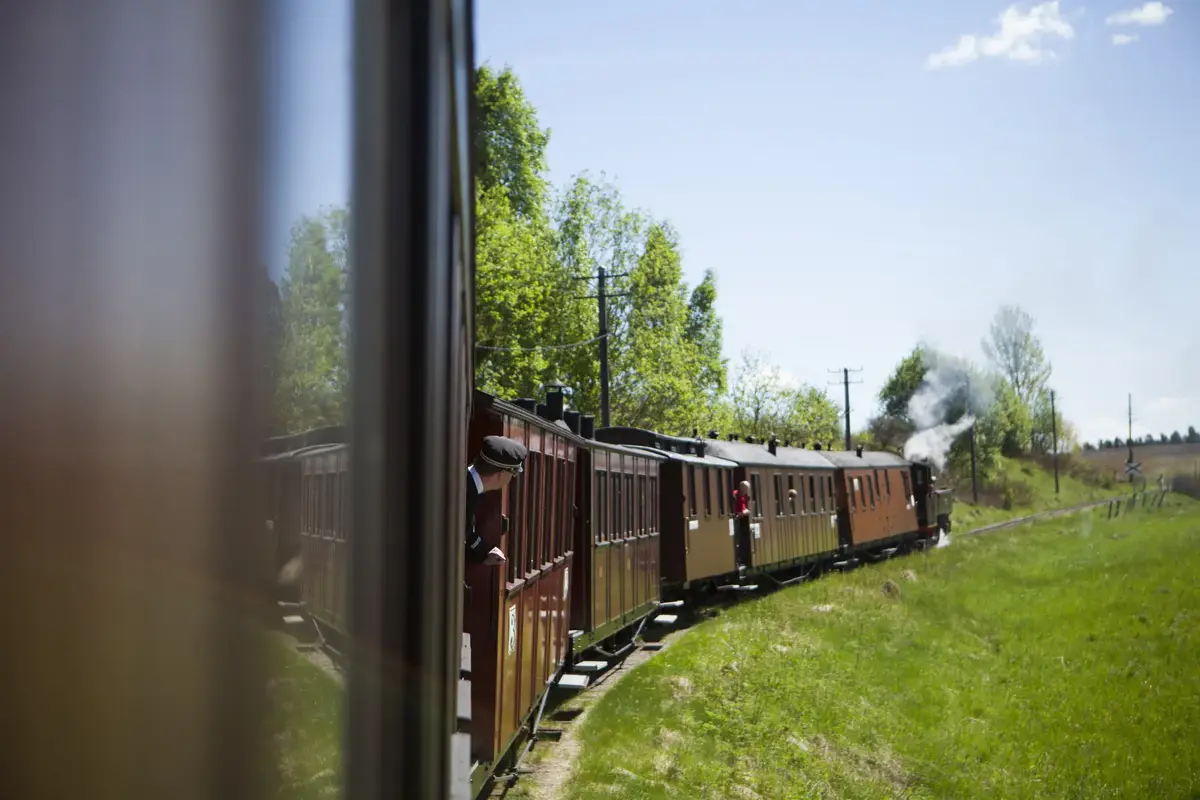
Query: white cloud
926,2,1076,70
1112,32,1140,44
1106,2,1173,26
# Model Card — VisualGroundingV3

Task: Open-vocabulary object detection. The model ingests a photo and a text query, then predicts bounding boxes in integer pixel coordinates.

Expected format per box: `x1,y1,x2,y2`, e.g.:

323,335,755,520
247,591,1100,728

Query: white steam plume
901,349,996,471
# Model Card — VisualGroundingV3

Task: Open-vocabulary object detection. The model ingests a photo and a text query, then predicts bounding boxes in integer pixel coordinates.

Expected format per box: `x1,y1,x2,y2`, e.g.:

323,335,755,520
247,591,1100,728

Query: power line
475,333,609,352
827,367,863,451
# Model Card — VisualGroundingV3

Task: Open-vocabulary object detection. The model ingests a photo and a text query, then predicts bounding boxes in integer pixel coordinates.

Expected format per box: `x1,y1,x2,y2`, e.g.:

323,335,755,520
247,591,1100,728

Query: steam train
261,385,954,798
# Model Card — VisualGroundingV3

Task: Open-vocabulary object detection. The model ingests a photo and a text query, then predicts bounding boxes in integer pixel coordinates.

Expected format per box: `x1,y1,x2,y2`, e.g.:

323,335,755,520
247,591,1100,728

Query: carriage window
884,469,892,498
611,471,621,538
850,477,858,510
506,467,522,583
595,470,607,543
341,468,350,541
868,476,876,508
902,471,912,501
860,476,868,508
873,471,882,505
817,474,826,512
717,471,726,516
652,474,662,532
625,473,634,537
827,476,835,509
528,454,541,574
750,474,763,517
808,475,817,513
788,475,796,514
773,474,784,516
638,474,648,534
687,465,697,518
702,467,712,517
562,458,573,554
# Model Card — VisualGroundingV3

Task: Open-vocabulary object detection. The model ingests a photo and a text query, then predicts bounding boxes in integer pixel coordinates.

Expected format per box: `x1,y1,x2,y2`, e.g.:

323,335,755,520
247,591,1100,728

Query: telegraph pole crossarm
827,367,864,451
572,268,630,429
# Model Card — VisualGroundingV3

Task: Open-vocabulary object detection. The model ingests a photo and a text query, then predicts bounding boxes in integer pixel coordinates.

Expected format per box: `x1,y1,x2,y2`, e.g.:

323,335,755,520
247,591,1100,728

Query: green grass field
561,498,1200,799
269,636,342,800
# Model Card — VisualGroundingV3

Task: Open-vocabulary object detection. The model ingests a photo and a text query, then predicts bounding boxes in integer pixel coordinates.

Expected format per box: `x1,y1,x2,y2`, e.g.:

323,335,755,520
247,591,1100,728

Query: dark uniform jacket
465,467,490,564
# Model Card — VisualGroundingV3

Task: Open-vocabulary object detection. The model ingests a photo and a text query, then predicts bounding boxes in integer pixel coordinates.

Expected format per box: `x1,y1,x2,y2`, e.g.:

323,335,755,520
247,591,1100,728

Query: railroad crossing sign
1125,460,1142,477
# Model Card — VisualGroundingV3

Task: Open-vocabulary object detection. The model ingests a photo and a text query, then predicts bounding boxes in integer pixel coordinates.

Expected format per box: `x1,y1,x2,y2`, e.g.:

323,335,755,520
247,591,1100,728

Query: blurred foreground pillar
0,3,272,799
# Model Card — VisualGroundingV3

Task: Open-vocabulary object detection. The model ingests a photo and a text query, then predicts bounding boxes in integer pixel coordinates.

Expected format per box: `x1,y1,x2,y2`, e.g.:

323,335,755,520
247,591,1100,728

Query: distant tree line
1086,427,1200,450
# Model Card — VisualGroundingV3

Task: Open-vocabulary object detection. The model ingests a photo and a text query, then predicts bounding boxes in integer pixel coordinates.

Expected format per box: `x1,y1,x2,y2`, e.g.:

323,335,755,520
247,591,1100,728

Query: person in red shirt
733,480,752,517
732,480,752,569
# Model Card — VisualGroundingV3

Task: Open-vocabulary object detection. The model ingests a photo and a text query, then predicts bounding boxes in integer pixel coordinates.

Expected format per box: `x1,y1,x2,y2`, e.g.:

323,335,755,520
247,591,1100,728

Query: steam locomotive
261,385,954,797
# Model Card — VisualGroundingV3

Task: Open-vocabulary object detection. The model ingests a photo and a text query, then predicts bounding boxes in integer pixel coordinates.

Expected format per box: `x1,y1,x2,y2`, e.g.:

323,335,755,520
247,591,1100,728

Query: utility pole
1128,392,1135,484
573,267,628,428
597,266,610,428
1050,389,1059,495
966,374,978,504
827,367,863,450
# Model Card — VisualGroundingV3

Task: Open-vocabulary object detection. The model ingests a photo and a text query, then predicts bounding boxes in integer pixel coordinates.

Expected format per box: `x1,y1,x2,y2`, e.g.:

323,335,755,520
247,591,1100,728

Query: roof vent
544,383,565,421
727,433,737,441
535,403,547,419
515,398,538,413
813,442,822,451
580,415,595,439
692,427,699,439
708,430,719,439
746,435,757,445
855,444,864,457
564,409,581,435
768,436,778,456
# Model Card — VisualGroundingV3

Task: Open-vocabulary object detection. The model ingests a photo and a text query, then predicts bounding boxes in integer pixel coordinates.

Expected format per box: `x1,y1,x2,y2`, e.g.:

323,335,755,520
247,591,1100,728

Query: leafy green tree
546,174,643,416
609,223,719,433
685,270,728,407
474,64,550,219
778,386,842,447
1189,426,1200,444
274,207,350,433
258,266,285,434
473,184,557,398
981,304,1052,408
878,346,928,421
1171,431,1184,444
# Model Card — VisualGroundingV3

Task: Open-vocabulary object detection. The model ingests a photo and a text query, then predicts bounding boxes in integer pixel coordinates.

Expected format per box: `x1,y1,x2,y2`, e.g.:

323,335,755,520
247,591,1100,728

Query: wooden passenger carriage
594,427,738,587
570,435,666,653
465,390,578,773
820,449,923,548
703,438,842,573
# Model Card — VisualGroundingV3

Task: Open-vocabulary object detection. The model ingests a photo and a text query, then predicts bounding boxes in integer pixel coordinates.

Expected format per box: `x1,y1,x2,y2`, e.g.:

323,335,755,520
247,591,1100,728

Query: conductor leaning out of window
466,435,528,566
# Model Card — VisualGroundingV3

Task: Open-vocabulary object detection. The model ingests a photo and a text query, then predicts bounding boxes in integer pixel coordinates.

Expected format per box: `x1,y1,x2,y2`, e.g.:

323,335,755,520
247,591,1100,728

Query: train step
573,660,607,672
278,603,319,645
652,614,678,625
556,673,590,690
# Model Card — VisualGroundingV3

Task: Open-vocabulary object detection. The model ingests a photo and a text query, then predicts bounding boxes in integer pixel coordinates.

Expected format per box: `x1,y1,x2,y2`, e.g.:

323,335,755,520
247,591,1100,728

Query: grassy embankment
269,636,342,800
950,456,1117,531
561,496,1200,799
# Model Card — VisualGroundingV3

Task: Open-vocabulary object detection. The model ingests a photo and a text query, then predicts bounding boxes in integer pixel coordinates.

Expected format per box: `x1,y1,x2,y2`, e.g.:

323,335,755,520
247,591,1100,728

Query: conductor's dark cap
480,436,527,473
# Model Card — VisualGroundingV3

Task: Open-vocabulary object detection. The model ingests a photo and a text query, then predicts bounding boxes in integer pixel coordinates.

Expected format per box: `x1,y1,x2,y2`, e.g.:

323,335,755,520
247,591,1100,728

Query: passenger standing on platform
466,435,528,566
733,480,752,517
732,479,753,569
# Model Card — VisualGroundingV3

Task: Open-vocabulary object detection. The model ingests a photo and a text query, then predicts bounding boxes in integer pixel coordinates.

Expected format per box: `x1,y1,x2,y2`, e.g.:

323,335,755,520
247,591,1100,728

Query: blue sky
272,0,1199,445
